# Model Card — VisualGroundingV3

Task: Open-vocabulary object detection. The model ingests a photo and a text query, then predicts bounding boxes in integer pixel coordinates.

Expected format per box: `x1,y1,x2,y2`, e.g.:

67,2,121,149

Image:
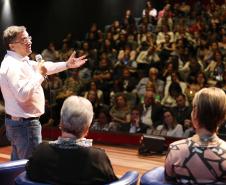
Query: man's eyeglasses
12,36,32,44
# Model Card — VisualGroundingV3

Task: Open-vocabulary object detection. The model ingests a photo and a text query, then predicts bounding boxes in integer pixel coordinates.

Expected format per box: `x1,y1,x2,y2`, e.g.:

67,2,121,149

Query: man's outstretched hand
66,51,87,69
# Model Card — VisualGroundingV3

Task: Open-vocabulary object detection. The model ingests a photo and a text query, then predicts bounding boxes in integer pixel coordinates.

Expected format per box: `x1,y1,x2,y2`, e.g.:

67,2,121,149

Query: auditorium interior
0,0,226,184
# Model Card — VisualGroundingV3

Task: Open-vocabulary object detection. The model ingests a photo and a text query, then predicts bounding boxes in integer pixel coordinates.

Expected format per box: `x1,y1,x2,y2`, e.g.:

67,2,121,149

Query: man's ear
59,122,63,130
192,108,199,129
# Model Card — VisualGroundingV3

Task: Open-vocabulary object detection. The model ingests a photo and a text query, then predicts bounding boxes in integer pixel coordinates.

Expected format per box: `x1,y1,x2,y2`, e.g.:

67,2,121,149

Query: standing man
0,25,87,160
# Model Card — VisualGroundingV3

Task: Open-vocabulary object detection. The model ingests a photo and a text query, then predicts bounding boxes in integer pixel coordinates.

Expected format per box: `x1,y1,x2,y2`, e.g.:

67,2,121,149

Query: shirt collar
49,137,93,148
7,50,30,62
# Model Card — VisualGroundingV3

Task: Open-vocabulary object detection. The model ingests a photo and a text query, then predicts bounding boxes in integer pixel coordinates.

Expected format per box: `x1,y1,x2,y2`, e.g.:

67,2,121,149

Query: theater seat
140,166,172,185
16,171,139,185
0,159,28,185
106,171,139,185
15,171,50,185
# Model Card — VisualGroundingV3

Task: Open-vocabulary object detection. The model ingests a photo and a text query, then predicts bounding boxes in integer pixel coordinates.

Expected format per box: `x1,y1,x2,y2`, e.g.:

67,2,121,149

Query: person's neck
8,50,27,58
196,128,213,136
61,130,87,140
61,131,77,139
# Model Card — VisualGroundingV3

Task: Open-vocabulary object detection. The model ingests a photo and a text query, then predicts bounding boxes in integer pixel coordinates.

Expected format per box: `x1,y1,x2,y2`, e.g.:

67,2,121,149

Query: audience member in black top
172,93,192,126
26,96,117,185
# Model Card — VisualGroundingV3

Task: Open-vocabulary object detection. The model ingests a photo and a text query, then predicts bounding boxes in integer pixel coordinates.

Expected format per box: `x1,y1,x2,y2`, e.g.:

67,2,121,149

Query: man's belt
5,114,39,121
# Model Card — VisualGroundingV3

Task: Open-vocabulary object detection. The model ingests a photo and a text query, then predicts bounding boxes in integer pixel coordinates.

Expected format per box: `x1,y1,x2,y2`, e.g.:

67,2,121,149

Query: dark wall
0,0,150,55
0,0,224,58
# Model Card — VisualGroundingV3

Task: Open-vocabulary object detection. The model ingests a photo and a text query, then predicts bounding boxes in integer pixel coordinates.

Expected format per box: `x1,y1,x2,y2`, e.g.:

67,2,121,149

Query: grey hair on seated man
60,95,94,139
26,95,118,185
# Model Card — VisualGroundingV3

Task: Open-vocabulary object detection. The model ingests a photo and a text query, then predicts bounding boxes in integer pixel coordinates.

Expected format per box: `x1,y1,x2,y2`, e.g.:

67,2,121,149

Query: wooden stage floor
0,143,165,177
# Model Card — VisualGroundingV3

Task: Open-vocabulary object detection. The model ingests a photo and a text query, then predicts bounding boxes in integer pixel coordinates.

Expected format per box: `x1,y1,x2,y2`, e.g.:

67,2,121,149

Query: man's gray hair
60,95,94,138
3,25,26,50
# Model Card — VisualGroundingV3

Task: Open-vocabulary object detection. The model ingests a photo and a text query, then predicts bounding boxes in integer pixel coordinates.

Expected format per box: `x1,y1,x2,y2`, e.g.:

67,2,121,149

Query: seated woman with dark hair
165,87,226,184
184,71,208,103
86,89,109,120
154,109,184,138
83,80,104,103
26,96,117,185
90,109,111,132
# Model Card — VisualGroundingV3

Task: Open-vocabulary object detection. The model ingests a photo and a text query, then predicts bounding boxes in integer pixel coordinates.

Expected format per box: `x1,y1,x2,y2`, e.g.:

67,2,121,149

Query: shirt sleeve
44,61,67,75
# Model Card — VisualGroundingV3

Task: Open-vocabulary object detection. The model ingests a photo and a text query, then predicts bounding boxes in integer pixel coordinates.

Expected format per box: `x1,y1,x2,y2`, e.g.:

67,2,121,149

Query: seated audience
165,87,226,184
90,109,111,132
84,80,104,103
41,42,59,62
86,89,108,119
154,109,184,138
218,120,226,137
193,71,208,89
172,93,192,126
183,119,195,138
140,91,163,131
58,41,74,61
161,71,187,108
180,55,202,83
184,83,202,105
120,67,138,93
42,74,63,105
216,71,226,93
205,50,224,83
26,96,118,185
109,93,131,132
172,94,194,137
134,67,164,101
93,57,113,104
39,99,56,127
121,107,147,134
58,70,82,98
142,0,157,23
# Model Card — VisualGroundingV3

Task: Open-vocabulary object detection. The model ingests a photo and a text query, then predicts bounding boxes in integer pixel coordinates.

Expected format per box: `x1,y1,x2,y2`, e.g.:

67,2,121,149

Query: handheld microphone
35,54,43,63
35,54,47,79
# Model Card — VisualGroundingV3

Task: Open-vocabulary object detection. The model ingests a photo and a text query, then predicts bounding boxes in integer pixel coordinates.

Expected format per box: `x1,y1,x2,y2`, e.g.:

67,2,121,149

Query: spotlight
1,0,13,28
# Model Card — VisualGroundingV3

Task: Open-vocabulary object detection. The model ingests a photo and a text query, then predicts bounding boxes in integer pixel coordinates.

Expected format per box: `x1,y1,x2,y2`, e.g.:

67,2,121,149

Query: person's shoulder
29,142,53,159
171,106,178,112
169,138,189,148
139,77,149,82
74,146,110,162
157,79,164,84
152,102,163,110
35,142,51,151
88,146,108,158
218,138,226,150
1,54,17,66
89,146,105,153
176,124,183,129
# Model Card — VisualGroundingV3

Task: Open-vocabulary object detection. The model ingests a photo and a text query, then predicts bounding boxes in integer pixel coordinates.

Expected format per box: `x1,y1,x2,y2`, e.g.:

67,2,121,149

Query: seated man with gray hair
26,95,118,185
